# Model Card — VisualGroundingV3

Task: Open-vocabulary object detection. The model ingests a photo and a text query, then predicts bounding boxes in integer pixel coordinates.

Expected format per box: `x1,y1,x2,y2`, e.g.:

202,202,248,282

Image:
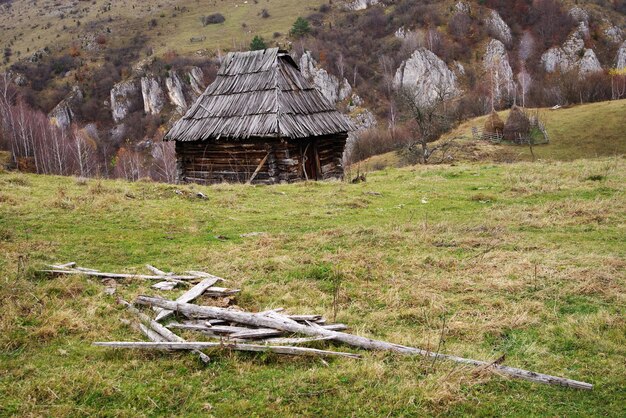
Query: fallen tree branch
135,296,592,390
93,341,361,359
119,299,210,364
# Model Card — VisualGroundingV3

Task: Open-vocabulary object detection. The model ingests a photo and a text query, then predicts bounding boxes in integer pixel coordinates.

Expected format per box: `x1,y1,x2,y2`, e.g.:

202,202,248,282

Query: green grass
361,100,626,171
444,99,626,161
1,157,625,416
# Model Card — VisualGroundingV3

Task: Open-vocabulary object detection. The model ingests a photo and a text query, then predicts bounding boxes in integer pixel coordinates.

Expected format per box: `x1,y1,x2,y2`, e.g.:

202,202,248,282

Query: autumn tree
396,83,458,164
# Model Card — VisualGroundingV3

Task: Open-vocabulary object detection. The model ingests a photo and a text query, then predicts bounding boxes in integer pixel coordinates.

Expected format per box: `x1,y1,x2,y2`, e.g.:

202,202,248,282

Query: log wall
175,134,347,185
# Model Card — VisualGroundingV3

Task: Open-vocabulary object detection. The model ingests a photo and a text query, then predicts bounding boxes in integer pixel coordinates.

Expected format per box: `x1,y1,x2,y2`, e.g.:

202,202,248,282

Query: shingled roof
165,48,354,141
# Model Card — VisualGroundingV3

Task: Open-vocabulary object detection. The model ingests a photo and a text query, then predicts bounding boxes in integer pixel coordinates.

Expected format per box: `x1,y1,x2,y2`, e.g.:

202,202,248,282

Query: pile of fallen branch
43,263,592,390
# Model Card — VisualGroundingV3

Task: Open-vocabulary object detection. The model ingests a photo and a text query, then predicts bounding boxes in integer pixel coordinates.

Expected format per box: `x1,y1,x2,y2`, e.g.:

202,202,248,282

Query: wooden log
41,270,204,281
145,264,172,276
50,262,76,269
138,323,168,342
152,281,178,291
229,328,283,339
154,277,221,322
185,271,226,281
74,267,101,273
120,300,210,364
261,336,334,345
247,151,270,184
135,297,592,390
93,341,361,359
287,315,323,322
203,286,240,296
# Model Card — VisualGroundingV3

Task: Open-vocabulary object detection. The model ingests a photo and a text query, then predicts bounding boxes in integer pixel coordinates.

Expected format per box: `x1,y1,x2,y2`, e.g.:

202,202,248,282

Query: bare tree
151,141,177,183
517,69,532,108
396,83,456,164
378,55,397,134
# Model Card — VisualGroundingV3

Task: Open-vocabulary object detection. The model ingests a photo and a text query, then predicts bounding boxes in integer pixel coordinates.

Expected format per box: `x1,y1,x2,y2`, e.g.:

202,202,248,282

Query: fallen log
135,296,592,390
120,299,210,364
138,323,168,342
93,341,361,359
154,277,221,322
42,269,205,281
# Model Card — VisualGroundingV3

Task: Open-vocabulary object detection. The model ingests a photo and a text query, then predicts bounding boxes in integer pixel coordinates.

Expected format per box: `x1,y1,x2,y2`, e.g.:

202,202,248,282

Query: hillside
2,0,625,178
1,157,625,415
0,0,322,67
358,99,626,171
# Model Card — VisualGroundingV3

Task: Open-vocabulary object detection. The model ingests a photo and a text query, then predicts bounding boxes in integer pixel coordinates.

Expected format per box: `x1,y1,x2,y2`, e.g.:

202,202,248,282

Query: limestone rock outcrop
165,70,187,113
541,28,602,76
49,86,83,129
110,79,142,123
485,10,512,45
344,0,380,11
616,40,626,70
483,39,514,102
189,66,206,96
141,75,166,115
299,51,352,104
393,48,458,106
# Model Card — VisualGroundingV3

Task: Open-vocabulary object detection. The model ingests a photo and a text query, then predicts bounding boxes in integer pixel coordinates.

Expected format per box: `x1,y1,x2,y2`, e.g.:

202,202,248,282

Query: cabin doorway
302,140,320,180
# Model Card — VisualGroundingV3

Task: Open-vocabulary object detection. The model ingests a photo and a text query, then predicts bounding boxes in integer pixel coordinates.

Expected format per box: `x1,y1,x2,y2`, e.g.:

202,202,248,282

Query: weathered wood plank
93,341,361,359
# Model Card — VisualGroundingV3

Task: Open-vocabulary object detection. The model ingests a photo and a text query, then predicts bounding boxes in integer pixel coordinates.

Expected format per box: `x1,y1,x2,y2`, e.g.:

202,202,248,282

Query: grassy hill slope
359,99,626,171
1,158,625,415
1,0,322,69
445,99,626,162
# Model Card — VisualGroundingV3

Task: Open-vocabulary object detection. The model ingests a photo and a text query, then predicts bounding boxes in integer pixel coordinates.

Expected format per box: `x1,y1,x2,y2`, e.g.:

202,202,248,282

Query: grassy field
1,156,625,416
359,100,626,171
443,100,626,162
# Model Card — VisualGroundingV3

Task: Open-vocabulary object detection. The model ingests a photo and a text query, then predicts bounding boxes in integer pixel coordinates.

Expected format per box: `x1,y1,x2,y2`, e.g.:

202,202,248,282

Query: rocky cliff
393,48,458,106
483,39,514,104
49,86,83,129
541,24,602,76
485,10,512,46
616,41,626,70
108,66,206,125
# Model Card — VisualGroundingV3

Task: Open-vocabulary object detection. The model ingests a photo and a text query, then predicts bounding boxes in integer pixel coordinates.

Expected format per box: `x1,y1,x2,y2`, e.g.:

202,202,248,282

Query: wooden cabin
165,48,354,184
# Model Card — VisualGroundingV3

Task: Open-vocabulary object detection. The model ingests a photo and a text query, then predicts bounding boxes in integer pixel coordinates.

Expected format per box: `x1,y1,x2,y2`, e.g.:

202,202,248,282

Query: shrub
249,35,267,51
260,8,270,18
201,13,225,26
290,17,311,38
